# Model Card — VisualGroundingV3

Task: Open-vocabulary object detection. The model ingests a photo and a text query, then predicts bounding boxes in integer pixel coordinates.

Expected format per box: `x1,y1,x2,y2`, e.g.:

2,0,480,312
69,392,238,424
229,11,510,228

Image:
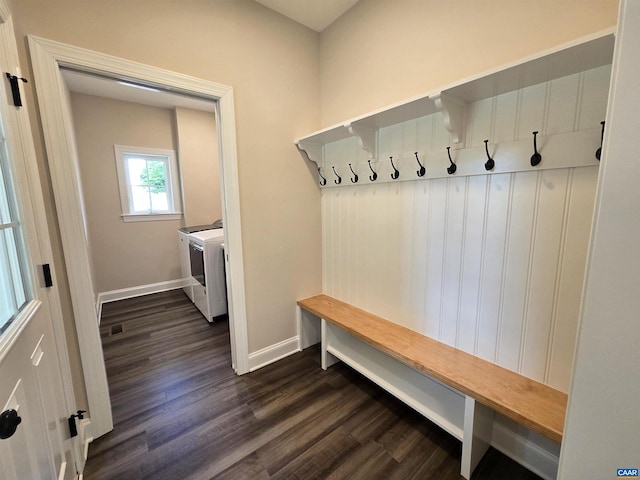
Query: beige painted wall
320,0,619,126
12,0,322,408
70,92,182,294
174,107,222,226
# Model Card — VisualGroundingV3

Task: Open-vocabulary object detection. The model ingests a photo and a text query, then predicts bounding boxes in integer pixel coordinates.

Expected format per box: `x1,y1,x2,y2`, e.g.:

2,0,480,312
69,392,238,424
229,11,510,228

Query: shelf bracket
346,122,376,159
296,140,322,168
430,93,465,145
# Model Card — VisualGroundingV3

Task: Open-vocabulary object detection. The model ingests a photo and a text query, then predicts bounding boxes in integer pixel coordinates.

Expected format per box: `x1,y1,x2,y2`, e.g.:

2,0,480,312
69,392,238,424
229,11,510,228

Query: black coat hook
348,163,358,183
530,131,542,167
446,147,457,175
368,160,377,182
332,166,342,185
595,121,605,161
483,140,495,171
390,156,400,180
414,152,426,177
318,168,326,186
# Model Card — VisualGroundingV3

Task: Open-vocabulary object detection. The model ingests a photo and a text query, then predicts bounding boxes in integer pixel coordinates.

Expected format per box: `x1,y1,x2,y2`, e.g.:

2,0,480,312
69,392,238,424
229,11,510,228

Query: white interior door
0,7,77,480
0,316,73,480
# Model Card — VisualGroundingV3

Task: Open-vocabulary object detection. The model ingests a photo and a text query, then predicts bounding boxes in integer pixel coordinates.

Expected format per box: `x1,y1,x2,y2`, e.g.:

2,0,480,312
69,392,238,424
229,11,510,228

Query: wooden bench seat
297,294,567,478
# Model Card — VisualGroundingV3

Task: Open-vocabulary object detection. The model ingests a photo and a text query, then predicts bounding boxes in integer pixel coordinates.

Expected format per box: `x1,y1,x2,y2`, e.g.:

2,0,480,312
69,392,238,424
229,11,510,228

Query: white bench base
323,317,489,478
297,305,560,479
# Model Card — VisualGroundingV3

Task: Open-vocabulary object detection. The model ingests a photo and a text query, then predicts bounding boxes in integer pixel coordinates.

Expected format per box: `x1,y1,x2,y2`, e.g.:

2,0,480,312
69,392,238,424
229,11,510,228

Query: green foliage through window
139,160,167,194
115,146,180,218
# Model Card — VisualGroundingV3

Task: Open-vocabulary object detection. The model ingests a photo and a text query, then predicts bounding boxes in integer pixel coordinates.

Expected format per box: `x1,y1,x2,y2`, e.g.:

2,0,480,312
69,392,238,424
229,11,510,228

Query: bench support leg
297,305,321,351
461,396,494,479
321,319,340,370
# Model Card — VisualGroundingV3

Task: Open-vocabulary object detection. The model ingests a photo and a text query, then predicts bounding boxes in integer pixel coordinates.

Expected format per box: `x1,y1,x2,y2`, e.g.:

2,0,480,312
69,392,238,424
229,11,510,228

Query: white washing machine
188,228,227,322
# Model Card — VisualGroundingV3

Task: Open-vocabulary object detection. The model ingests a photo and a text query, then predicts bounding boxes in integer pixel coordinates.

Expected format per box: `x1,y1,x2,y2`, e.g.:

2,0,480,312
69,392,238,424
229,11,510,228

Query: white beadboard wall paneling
399,182,417,329
545,167,598,390
317,58,610,393
457,175,487,353
440,176,467,346
377,185,403,321
409,182,430,333
517,83,547,141
495,171,538,372
424,179,447,339
577,65,611,130
416,114,433,154
344,187,355,305
321,185,329,293
322,167,598,393
325,188,340,299
493,91,519,145
374,185,392,315
546,74,581,135
474,173,511,361
520,169,570,382
543,169,575,385
339,188,350,301
467,96,494,149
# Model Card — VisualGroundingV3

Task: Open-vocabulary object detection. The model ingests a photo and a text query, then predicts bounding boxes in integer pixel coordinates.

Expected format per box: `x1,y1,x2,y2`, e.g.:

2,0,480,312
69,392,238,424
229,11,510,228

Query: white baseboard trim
73,417,93,478
96,279,188,321
248,336,300,372
490,415,560,480
96,298,102,324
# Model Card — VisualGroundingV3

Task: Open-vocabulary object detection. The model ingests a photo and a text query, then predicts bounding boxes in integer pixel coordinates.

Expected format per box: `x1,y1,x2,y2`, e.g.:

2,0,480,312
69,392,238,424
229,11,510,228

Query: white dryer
188,228,227,322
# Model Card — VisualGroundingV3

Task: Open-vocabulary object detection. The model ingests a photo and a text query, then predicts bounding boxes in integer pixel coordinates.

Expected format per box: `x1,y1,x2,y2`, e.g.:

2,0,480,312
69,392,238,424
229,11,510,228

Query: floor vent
110,324,124,336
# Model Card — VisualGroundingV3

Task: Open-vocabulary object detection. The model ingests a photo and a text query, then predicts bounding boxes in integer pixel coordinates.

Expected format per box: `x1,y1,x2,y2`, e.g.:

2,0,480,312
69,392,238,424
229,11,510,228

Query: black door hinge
5,73,28,107
68,410,87,438
42,264,53,288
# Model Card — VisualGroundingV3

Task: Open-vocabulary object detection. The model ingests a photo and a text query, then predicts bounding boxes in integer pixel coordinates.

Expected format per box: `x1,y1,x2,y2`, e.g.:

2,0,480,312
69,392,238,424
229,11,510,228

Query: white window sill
121,213,182,223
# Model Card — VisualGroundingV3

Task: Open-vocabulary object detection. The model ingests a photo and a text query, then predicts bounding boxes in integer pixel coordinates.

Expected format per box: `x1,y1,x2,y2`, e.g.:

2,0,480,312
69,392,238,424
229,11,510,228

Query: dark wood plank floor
85,290,542,480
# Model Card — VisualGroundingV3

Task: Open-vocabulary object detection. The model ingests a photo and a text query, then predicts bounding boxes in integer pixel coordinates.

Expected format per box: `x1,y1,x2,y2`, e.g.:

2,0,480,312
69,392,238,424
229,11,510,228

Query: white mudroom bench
297,294,566,479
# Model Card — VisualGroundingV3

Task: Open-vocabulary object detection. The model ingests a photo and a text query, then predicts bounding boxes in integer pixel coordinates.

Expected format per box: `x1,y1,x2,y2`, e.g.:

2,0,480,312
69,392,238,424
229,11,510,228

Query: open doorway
60,68,223,313
28,35,250,439
62,65,234,395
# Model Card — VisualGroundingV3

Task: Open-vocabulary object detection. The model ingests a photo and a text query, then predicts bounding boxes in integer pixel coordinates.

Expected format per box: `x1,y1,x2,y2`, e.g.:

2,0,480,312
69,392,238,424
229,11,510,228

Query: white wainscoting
321,65,609,394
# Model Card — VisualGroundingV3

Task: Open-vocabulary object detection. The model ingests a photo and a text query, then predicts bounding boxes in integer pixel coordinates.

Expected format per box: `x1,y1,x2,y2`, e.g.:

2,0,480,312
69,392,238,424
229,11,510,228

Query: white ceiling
254,0,360,32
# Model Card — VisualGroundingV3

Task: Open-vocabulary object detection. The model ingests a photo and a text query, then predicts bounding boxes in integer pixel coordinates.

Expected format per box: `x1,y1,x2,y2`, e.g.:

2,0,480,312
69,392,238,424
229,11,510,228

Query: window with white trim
114,145,182,222
0,119,30,334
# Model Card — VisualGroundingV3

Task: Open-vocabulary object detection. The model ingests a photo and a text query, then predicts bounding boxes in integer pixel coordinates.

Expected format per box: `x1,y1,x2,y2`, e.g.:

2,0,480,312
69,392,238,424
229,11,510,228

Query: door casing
28,35,250,438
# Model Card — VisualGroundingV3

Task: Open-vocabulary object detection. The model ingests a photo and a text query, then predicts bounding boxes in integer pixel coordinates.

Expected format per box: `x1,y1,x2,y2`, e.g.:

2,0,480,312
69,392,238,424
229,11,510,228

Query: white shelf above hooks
294,28,615,186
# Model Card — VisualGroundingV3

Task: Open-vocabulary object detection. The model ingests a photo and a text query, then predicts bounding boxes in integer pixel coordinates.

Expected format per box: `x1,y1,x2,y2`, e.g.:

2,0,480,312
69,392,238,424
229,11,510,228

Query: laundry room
65,69,223,313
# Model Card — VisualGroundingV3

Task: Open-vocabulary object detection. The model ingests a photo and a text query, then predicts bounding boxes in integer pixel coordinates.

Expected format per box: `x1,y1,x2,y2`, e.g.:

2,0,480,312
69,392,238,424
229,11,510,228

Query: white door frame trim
27,35,250,438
